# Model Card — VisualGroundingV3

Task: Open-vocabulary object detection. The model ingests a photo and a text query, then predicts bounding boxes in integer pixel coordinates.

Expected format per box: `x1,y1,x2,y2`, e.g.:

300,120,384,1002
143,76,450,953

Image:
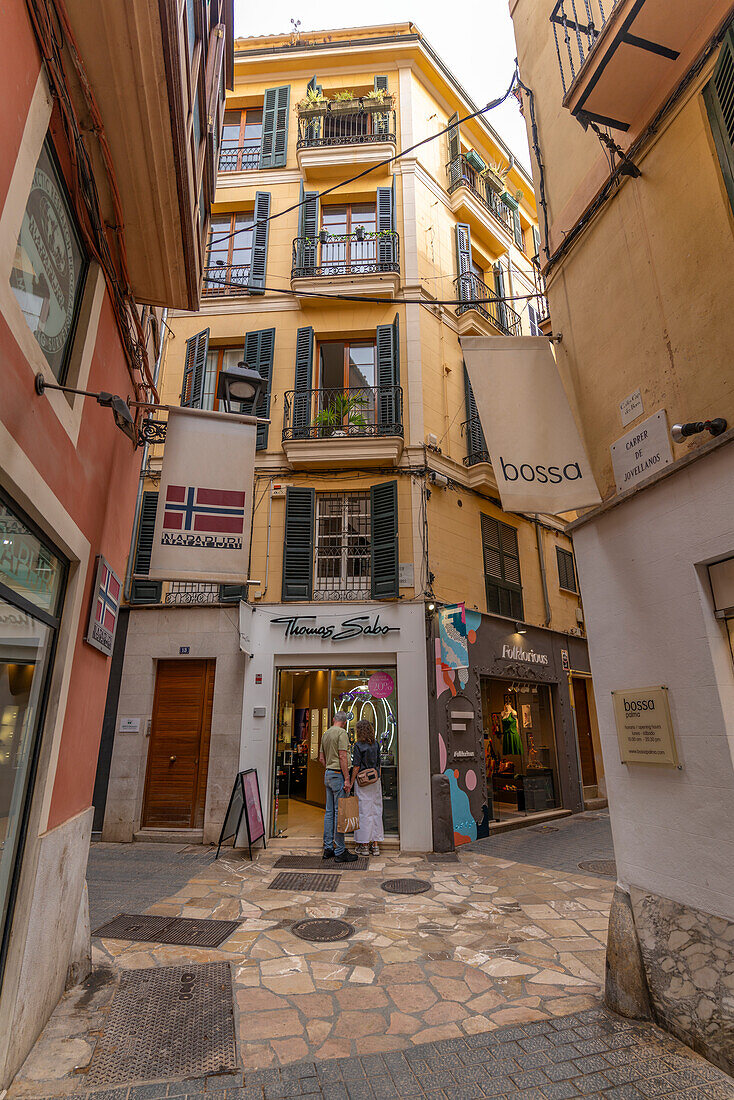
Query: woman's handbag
356,768,379,787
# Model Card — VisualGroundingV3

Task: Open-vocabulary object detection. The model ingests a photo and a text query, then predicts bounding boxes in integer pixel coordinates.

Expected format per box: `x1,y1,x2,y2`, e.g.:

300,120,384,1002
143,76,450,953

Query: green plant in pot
313,392,369,436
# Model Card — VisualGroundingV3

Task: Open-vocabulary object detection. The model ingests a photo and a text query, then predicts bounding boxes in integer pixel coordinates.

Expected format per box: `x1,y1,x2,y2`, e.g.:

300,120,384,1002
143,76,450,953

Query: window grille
314,492,371,599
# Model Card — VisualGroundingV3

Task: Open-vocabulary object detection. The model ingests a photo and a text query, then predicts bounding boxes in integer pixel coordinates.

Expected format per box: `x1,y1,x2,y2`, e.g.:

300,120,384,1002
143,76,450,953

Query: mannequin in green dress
501,702,523,755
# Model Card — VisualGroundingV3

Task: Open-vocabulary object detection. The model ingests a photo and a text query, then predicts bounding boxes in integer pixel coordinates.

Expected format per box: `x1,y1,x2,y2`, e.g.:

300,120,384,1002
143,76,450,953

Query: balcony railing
292,231,399,279
454,273,522,336
283,386,404,441
218,142,260,172
297,99,396,149
462,418,491,467
550,0,619,96
447,154,515,235
202,263,251,297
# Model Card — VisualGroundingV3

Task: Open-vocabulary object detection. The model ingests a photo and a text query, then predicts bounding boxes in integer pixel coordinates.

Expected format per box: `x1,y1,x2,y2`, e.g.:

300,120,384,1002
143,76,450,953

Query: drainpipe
123,308,168,602
257,476,274,601
534,516,551,627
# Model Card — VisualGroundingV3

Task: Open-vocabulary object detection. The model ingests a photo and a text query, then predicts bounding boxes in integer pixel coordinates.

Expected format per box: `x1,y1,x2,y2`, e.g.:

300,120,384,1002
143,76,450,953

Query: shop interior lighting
34,373,136,442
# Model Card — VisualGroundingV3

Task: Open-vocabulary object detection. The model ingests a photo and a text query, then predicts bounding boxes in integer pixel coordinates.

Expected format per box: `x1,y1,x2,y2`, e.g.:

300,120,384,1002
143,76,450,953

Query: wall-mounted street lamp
35,373,137,442
515,622,527,634
671,418,727,444
215,361,265,412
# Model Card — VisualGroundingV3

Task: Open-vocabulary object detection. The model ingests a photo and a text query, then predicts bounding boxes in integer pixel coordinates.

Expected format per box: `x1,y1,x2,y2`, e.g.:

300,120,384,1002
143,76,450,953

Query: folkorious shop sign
148,406,257,583
461,336,601,514
611,686,679,766
500,643,549,666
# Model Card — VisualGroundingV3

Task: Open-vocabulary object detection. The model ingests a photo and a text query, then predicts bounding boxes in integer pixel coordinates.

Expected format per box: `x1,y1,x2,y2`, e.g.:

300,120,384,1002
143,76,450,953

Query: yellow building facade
510,0,734,1072
100,23,604,856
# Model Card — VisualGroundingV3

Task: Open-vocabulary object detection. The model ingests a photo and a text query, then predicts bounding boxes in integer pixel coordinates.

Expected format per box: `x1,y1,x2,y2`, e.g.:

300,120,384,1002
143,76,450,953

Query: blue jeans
323,769,346,855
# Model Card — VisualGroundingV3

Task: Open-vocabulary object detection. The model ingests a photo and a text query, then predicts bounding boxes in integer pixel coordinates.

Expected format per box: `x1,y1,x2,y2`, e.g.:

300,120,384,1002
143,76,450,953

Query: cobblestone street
8,815,733,1099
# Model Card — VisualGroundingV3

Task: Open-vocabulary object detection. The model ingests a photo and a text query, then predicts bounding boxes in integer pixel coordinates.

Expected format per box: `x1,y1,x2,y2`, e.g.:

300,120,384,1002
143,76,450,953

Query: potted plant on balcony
330,90,360,113
465,149,486,173
481,159,509,194
500,187,524,211
296,87,327,114
312,392,369,437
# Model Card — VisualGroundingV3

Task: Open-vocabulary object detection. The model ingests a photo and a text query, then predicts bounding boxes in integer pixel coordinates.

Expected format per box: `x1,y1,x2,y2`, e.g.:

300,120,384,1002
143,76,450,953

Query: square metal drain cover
426,852,459,863
268,871,341,892
87,961,236,1084
93,913,240,948
274,855,369,870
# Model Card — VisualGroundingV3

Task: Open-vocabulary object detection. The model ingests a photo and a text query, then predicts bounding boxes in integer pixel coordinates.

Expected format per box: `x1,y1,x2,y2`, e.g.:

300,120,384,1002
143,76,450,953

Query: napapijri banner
148,406,257,583
461,336,601,514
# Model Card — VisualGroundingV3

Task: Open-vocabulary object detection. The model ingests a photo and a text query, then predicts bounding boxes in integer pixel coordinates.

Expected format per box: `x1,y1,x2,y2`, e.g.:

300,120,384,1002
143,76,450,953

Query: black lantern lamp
35,373,137,442
216,361,265,412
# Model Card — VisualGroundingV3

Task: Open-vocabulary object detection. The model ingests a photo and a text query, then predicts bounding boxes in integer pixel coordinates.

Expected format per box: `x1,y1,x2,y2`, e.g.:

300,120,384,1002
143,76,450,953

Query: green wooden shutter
455,223,473,303
556,546,577,592
376,186,395,268
292,326,314,438
247,191,270,294
532,225,542,264
307,75,317,93
448,111,460,164
704,29,734,213
130,491,162,604
463,364,487,462
493,262,508,333
282,487,315,600
219,583,246,602
260,84,290,168
296,183,319,274
180,328,209,407
512,207,523,249
241,327,275,449
374,75,389,92
376,313,400,431
481,515,523,619
370,480,399,599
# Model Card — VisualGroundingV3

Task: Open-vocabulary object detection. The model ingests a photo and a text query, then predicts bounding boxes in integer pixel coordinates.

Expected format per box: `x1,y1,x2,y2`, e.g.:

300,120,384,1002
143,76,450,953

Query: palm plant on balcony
481,159,509,194
296,87,326,113
313,392,369,437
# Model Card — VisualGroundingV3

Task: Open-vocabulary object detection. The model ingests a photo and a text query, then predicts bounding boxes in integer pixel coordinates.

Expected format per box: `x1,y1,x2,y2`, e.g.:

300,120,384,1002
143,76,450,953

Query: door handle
169,755,177,763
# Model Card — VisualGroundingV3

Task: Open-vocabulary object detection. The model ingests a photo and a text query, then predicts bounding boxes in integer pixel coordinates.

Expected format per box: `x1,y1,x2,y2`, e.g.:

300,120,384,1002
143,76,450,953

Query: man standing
319,711,358,863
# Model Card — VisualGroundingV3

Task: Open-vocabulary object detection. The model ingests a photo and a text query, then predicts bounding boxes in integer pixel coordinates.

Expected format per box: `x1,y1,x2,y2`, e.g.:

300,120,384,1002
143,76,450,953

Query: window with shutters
314,492,371,599
130,491,162,605
316,339,378,430
556,546,578,593
481,515,523,619
203,212,253,294
704,29,734,214
219,108,263,172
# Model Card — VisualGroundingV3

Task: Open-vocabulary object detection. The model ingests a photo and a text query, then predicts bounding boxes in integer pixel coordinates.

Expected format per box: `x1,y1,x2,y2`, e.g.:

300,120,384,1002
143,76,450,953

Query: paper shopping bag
337,794,360,834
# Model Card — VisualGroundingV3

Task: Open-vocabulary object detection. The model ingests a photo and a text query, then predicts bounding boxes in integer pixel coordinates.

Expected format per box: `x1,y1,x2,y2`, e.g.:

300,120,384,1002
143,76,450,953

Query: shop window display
481,676,560,819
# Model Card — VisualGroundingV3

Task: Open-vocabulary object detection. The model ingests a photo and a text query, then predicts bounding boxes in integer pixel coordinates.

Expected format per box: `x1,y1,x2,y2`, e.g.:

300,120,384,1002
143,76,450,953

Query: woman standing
350,719,383,856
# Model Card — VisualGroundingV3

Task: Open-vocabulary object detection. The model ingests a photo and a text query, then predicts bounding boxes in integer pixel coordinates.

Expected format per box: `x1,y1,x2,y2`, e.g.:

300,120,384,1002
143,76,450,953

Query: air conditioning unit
426,432,439,448
430,471,449,489
575,606,584,624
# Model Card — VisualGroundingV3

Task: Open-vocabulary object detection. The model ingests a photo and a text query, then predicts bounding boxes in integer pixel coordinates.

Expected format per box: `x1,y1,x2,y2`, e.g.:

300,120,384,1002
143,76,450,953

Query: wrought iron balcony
292,231,400,279
297,99,396,149
447,154,515,235
550,0,618,97
283,386,404,441
454,273,522,336
202,263,251,297
218,142,260,172
462,418,491,468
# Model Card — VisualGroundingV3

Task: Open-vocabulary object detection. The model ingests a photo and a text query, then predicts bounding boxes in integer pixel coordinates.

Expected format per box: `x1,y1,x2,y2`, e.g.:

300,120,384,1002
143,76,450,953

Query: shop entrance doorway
572,676,597,787
272,667,398,839
141,659,215,828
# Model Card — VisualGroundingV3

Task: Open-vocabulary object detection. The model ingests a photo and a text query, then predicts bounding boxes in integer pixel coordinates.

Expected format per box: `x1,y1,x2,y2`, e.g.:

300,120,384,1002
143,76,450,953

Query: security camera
671,418,727,444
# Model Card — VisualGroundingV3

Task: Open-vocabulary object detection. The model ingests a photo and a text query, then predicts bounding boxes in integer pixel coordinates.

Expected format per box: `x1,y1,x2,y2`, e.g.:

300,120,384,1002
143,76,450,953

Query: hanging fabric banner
461,336,601,514
148,406,257,583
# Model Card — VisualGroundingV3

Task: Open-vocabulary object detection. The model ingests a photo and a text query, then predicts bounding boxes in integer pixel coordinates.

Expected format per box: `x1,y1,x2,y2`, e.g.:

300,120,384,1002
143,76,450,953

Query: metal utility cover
291,918,354,942
426,852,459,863
86,962,236,1084
268,871,341,892
93,913,240,948
531,825,559,833
578,859,617,877
274,855,369,870
381,878,431,895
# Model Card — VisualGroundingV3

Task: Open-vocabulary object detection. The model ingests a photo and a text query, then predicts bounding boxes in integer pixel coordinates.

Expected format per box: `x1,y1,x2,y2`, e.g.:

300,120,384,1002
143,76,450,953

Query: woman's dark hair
355,719,375,744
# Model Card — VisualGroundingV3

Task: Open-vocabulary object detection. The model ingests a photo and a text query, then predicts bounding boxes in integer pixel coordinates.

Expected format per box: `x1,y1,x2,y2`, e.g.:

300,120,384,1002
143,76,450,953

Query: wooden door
572,677,597,787
142,659,215,828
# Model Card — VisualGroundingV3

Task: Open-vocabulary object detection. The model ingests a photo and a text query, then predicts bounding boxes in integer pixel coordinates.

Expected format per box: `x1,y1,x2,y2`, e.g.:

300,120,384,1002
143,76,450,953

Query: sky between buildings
233,0,532,170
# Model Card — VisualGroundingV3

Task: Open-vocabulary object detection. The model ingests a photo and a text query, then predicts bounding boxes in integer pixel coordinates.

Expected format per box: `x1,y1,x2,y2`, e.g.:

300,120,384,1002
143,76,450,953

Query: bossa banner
461,336,601,514
148,406,257,583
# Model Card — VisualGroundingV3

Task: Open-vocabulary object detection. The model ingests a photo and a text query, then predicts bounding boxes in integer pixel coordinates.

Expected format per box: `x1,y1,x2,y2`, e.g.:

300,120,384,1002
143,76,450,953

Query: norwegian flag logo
95,562,120,632
163,485,246,535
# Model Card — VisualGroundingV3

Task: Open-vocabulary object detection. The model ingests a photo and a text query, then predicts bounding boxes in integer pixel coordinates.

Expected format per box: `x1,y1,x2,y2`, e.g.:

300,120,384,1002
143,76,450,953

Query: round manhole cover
531,825,559,833
578,859,617,877
381,878,432,895
291,918,354,942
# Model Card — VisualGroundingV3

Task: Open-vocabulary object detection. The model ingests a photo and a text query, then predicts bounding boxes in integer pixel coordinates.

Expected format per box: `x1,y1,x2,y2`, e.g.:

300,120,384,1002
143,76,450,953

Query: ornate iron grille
218,143,260,172
461,419,491,467
454,273,522,336
165,582,220,606
297,102,396,149
292,230,399,278
550,0,619,95
446,154,516,234
282,385,403,441
202,263,251,296
314,491,371,600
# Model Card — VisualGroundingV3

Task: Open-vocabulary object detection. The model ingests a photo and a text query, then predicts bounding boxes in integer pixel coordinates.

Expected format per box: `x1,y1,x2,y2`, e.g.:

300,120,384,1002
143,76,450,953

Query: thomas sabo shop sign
612,686,679,766
270,612,400,643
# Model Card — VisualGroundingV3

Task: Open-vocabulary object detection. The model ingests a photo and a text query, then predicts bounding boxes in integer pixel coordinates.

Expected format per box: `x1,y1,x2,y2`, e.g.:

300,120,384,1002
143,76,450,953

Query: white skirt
353,778,384,843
